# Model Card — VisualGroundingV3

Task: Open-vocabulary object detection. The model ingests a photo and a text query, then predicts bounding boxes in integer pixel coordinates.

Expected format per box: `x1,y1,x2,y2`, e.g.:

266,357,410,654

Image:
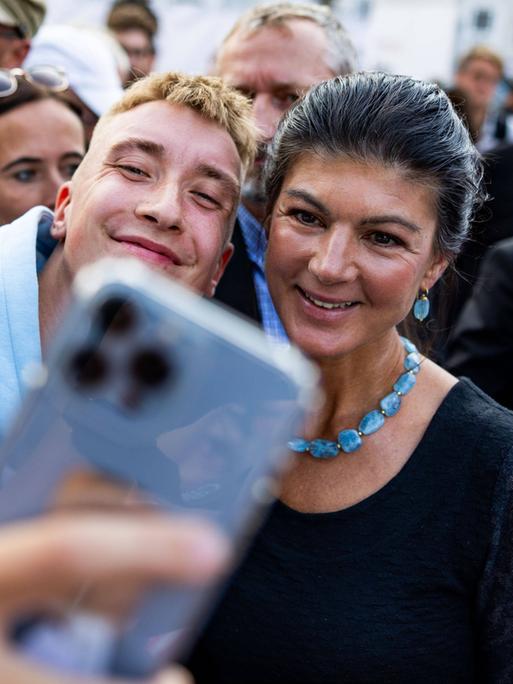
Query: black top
186,379,513,683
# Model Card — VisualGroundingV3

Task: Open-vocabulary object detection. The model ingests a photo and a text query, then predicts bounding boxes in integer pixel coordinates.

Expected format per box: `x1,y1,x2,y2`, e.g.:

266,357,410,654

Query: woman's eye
13,169,36,183
291,209,321,227
369,231,401,247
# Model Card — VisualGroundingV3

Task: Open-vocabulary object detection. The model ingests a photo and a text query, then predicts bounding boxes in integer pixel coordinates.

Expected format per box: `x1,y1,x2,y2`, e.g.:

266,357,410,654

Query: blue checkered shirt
237,205,288,345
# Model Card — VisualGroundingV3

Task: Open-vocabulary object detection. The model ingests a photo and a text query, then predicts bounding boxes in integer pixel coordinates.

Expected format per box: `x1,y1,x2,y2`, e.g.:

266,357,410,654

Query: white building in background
338,0,513,83
43,0,513,83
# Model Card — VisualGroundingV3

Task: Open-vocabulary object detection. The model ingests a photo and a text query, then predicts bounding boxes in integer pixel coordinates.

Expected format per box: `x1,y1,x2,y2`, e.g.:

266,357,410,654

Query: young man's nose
135,183,183,229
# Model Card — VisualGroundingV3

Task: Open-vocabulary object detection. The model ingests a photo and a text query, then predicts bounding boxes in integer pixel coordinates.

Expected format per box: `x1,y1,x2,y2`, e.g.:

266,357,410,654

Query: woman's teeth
304,291,356,310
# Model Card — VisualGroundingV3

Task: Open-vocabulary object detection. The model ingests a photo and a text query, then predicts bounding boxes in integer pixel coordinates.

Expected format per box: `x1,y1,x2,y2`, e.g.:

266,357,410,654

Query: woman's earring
413,288,430,321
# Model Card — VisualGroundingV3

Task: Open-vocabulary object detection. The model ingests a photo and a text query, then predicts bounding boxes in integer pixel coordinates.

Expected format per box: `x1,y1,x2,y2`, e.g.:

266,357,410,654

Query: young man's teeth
305,292,355,309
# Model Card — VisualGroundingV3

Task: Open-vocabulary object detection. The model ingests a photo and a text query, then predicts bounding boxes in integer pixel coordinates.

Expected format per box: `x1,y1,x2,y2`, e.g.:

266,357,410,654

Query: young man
0,71,255,684
0,70,256,438
213,2,357,339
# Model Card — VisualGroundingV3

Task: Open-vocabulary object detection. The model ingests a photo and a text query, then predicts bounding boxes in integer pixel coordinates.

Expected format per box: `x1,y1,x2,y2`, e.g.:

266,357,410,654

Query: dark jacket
214,219,261,324
445,236,513,410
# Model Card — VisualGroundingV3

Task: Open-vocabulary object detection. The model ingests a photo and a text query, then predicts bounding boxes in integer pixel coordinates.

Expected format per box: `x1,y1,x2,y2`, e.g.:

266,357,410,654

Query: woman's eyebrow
284,188,331,216
362,216,422,233
1,157,42,172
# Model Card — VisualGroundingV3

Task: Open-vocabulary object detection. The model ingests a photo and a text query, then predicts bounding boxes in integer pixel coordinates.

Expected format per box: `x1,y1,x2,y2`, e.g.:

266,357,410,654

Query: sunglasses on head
0,66,69,98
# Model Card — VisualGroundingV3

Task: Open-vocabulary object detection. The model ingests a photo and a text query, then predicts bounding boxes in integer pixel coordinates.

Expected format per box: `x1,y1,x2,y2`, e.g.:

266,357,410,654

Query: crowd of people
0,0,512,682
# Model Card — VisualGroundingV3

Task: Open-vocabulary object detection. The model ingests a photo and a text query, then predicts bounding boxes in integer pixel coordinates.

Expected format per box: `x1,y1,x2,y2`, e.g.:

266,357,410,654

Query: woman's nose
308,228,359,285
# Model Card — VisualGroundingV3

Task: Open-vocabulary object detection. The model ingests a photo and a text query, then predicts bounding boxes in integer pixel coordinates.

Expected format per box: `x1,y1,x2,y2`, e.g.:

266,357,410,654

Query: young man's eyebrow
1,157,42,172
196,162,240,201
107,138,166,160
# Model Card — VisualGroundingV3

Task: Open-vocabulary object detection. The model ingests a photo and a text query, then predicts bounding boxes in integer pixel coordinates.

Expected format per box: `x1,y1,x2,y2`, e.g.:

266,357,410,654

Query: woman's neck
306,331,407,438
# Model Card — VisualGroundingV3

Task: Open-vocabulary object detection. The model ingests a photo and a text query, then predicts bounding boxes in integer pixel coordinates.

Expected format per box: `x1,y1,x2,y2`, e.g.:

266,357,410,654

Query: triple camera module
67,295,174,407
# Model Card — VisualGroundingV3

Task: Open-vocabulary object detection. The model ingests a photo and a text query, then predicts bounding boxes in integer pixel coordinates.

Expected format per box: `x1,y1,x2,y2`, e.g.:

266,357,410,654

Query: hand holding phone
0,257,318,678
0,511,229,684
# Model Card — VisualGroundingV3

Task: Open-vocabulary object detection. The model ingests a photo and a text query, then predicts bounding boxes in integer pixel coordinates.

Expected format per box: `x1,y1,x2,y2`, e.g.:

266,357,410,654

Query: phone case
0,258,317,677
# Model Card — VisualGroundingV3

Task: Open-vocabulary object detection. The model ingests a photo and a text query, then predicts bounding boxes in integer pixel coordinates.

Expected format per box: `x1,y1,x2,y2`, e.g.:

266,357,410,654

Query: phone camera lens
68,348,108,388
129,348,171,388
96,297,137,336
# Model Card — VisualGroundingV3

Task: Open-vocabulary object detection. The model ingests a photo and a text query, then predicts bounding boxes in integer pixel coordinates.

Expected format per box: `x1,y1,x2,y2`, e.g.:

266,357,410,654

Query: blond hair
96,71,257,172
458,45,504,77
219,2,356,76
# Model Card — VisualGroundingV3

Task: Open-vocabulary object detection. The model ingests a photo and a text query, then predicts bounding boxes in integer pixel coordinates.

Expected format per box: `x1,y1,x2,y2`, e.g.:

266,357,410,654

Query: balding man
213,2,356,341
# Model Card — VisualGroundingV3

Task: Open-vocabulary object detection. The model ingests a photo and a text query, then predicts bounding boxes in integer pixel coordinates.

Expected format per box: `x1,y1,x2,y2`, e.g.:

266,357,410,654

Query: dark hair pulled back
265,72,484,261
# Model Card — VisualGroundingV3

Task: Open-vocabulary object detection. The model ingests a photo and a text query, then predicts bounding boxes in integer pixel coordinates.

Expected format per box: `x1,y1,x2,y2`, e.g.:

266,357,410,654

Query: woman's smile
266,154,445,360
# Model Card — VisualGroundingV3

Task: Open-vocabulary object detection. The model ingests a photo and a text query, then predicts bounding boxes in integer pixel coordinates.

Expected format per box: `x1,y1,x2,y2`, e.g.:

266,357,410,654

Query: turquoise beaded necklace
288,337,421,459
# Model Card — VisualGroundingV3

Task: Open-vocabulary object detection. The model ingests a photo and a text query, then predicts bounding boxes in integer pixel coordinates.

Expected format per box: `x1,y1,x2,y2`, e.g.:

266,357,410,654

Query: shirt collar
237,204,268,269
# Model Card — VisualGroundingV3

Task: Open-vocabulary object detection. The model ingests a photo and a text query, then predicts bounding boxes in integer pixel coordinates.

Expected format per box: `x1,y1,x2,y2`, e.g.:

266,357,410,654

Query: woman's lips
296,286,360,317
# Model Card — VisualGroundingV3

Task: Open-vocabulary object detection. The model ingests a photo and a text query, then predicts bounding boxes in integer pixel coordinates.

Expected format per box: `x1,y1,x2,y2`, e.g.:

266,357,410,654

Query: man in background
213,2,357,341
107,0,158,86
0,0,45,67
453,45,509,151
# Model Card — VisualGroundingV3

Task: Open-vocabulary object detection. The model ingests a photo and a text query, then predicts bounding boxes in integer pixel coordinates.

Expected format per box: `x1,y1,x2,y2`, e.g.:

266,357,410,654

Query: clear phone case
0,258,317,677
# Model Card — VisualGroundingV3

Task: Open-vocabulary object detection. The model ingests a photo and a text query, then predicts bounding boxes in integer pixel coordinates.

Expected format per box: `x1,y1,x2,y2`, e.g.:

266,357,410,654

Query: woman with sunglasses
0,67,85,226
187,73,513,683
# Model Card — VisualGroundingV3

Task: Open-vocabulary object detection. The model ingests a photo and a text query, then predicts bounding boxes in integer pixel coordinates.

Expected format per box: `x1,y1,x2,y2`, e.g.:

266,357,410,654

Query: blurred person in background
107,0,158,87
0,67,84,226
0,0,45,68
453,45,512,151
24,24,124,144
445,235,513,410
213,2,357,339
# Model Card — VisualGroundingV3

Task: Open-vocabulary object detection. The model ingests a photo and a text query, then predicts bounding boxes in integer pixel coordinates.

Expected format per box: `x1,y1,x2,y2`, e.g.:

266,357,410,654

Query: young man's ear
208,243,234,297
51,182,73,241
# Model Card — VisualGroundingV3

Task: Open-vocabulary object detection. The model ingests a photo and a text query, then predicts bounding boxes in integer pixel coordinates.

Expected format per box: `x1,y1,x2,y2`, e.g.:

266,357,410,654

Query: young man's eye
13,169,36,182
193,191,221,207
118,164,148,177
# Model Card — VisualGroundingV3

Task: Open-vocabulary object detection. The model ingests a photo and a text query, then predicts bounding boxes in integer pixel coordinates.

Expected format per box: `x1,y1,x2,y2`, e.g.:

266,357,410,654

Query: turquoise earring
413,288,430,321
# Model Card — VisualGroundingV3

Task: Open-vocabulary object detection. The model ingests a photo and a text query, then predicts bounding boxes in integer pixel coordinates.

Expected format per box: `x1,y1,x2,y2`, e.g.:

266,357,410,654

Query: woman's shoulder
430,376,513,461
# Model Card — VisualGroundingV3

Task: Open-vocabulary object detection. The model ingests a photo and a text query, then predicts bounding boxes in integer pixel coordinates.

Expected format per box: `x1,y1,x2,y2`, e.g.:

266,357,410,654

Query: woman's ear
422,252,450,291
51,182,72,241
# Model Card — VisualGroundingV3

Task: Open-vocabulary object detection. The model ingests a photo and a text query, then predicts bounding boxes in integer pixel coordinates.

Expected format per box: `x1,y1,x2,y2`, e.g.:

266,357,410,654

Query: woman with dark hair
188,73,513,682
0,68,85,225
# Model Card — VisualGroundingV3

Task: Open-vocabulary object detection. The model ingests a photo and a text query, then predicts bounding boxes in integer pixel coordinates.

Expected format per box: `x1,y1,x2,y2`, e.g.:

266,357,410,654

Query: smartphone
0,257,317,678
